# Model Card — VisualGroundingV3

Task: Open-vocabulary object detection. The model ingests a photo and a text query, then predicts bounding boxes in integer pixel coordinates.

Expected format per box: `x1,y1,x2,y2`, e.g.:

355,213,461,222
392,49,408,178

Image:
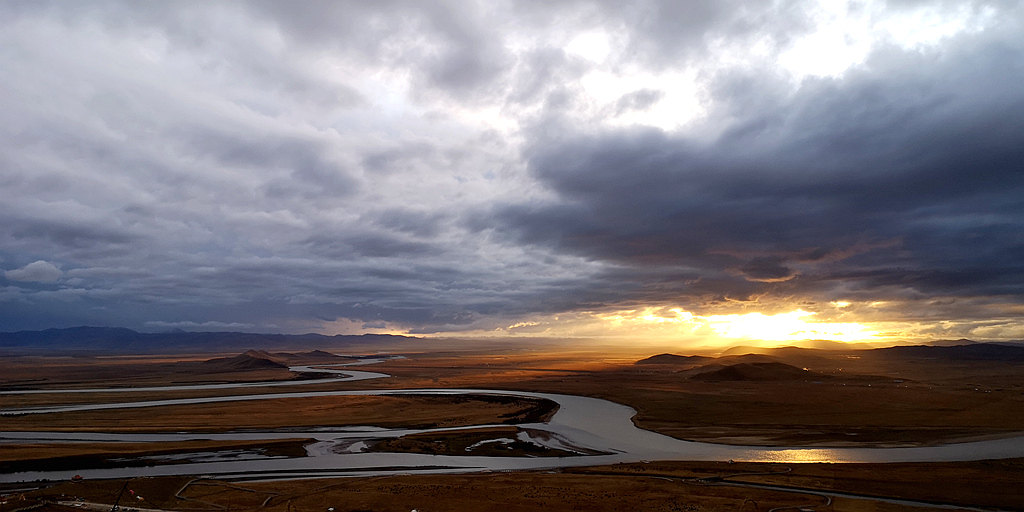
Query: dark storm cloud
490,30,1024,312
740,257,796,282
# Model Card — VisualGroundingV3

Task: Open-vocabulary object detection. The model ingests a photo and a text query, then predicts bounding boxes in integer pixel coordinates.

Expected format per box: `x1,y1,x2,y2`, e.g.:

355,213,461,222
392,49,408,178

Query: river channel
3,357,1024,483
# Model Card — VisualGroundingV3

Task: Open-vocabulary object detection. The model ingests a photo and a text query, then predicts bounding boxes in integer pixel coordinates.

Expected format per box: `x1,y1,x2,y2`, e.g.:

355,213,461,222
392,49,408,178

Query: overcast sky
2,0,1022,343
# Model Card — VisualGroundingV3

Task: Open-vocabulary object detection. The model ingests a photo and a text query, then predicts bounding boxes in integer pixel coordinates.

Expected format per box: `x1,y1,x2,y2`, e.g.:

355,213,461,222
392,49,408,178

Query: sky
1,0,1023,345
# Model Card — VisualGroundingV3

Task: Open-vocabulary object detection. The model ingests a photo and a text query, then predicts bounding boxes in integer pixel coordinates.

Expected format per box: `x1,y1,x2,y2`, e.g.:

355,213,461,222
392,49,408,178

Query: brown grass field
0,440,310,463
0,439,312,474
0,394,555,433
12,458,1024,511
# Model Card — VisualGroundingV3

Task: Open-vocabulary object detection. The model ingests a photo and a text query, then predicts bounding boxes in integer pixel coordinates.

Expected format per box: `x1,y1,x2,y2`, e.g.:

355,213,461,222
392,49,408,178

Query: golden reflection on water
746,449,844,463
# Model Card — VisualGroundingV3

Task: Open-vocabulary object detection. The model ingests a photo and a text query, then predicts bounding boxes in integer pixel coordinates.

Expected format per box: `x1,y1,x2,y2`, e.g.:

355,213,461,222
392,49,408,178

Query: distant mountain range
872,342,1024,361
639,340,1024,366
200,352,291,371
635,353,712,365
689,362,824,382
0,326,416,354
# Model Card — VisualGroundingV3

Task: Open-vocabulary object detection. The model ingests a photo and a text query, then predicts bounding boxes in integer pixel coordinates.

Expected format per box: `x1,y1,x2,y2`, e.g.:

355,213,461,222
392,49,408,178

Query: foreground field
12,459,1024,512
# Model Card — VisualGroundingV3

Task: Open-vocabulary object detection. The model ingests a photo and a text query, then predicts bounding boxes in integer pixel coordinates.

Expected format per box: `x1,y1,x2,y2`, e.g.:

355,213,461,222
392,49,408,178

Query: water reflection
743,448,842,463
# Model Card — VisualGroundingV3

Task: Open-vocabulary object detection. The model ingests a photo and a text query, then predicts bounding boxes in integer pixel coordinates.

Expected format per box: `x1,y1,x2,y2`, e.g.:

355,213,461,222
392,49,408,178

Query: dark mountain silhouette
720,345,768,356
201,353,289,371
242,349,349,363
636,353,711,365
926,339,977,347
243,349,277,360
718,353,784,363
292,349,346,360
690,362,823,382
871,343,1024,361
0,326,416,354
720,340,855,355
0,326,145,348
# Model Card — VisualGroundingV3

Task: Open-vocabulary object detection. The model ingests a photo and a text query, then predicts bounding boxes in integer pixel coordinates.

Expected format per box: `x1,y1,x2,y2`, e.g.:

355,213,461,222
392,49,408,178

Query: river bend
3,357,1024,483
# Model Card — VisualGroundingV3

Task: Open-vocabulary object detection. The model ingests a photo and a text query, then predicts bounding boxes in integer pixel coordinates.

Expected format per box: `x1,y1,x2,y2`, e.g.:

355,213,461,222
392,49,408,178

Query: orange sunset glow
593,307,882,345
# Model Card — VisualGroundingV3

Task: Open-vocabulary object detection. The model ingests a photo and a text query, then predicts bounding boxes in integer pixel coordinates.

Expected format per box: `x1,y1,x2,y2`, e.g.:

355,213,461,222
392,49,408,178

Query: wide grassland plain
3,342,1024,511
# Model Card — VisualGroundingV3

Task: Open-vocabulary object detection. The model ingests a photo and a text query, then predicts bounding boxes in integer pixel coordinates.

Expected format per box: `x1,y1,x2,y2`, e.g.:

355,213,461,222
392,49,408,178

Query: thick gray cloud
1,0,1022,340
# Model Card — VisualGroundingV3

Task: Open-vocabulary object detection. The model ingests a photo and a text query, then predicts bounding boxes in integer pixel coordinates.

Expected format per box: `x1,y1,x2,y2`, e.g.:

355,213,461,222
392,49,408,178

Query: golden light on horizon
595,306,880,344
706,309,878,343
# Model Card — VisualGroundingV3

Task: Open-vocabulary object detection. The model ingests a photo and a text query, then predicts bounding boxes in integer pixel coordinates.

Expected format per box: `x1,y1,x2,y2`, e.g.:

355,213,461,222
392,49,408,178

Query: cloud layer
1,0,1022,341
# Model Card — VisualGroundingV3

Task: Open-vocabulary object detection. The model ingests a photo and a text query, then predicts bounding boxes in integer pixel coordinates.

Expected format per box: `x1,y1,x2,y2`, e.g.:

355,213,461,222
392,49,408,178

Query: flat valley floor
3,341,1024,511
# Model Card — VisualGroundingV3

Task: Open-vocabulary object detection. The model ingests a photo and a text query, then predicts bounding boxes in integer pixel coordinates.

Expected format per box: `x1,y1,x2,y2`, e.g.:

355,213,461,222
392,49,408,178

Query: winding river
3,357,1024,483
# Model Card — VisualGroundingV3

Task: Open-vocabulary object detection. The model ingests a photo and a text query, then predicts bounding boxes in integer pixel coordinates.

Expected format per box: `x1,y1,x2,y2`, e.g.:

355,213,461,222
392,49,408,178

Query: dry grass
0,439,309,463
0,355,298,389
0,439,312,475
0,394,554,433
26,458,1024,512
568,459,1024,511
